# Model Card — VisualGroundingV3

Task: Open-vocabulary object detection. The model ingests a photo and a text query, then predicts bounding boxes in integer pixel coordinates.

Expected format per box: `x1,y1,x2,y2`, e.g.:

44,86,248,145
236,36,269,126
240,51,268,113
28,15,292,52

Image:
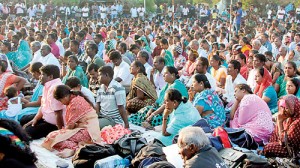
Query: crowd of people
0,0,300,167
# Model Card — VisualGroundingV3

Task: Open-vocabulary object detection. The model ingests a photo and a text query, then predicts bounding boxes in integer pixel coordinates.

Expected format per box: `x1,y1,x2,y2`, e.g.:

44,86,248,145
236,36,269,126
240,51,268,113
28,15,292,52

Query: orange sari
0,72,16,111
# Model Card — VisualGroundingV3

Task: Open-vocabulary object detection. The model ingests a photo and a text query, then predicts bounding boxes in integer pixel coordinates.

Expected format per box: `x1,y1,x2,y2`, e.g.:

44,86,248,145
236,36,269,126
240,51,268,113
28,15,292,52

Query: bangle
163,118,168,120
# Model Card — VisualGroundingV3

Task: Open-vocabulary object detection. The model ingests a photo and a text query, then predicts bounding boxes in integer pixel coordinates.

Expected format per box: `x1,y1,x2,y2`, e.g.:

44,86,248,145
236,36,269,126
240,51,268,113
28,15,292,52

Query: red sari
0,72,16,111
42,95,102,151
263,95,300,157
254,68,272,98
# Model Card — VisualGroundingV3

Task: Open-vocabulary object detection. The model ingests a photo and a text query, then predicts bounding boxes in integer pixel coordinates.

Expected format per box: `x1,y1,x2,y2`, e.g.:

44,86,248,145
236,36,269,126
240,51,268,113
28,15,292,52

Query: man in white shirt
187,57,217,90
30,41,42,65
277,6,286,20
247,53,266,91
182,6,189,18
109,51,132,89
222,60,247,103
272,37,286,59
131,7,137,18
252,39,268,54
289,33,300,51
100,5,107,19
111,4,117,19
137,50,152,79
38,45,61,69
15,2,25,16
199,39,211,58
150,56,167,96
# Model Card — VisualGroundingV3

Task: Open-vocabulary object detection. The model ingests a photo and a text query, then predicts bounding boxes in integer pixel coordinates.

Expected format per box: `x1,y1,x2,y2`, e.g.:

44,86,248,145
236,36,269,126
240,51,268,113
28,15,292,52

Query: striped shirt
96,80,126,124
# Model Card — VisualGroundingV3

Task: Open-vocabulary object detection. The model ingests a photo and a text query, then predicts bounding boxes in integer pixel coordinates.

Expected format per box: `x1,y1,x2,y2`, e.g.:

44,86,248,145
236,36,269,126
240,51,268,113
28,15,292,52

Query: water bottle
56,160,69,168
94,158,130,168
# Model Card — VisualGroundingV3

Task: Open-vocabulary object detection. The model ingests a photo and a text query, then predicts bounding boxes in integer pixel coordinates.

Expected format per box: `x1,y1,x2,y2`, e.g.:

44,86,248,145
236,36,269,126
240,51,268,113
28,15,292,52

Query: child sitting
0,86,29,119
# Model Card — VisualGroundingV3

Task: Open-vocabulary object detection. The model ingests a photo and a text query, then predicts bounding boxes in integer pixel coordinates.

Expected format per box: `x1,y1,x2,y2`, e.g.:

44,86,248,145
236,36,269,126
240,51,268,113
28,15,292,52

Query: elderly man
277,46,288,64
177,127,226,168
252,39,268,54
272,37,285,59
30,41,42,64
137,50,152,79
37,45,61,68
260,33,272,52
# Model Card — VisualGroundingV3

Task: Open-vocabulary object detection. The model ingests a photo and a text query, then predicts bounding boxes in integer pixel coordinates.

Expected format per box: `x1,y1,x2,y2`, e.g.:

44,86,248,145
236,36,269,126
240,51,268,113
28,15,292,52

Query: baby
4,86,29,118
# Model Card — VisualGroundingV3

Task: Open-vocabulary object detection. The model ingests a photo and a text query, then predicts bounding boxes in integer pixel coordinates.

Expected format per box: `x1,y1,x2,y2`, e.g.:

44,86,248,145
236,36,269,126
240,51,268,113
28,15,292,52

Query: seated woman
254,67,278,113
8,34,32,69
0,119,37,168
129,66,188,127
189,74,226,128
15,62,44,122
263,95,300,157
126,61,157,114
0,55,27,111
42,85,102,158
270,62,283,85
286,78,300,98
62,55,88,88
275,61,298,98
230,84,274,144
209,55,227,88
156,89,201,146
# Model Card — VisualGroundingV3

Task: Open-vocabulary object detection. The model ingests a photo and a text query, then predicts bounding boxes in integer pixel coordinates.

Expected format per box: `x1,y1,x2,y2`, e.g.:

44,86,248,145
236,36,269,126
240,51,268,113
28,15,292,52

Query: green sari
8,40,32,69
164,49,174,67
62,66,89,88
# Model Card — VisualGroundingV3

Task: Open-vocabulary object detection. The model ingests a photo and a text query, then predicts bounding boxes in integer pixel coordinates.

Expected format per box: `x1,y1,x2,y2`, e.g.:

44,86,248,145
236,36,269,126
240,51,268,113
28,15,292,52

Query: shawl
230,94,274,143
280,95,300,130
127,73,157,101
62,66,89,88
254,68,272,98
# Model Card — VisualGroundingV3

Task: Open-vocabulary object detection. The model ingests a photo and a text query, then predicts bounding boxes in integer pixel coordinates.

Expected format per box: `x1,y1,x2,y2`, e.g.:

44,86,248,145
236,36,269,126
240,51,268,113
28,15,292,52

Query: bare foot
57,149,75,158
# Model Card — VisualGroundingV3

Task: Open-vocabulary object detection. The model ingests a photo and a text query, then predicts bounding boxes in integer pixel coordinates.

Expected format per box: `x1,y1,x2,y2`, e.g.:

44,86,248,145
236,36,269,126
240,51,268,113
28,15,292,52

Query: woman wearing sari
62,56,88,88
129,66,188,127
160,38,174,67
286,78,300,98
239,37,252,58
42,85,102,158
263,95,300,157
189,74,226,128
126,61,157,114
8,35,32,69
139,36,152,53
230,84,274,144
210,55,227,88
254,67,278,113
0,54,26,111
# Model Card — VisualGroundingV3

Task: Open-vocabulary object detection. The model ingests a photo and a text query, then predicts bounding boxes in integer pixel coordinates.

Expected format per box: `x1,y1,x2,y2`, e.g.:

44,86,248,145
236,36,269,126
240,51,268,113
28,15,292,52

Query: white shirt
277,9,285,20
223,74,247,103
182,7,189,15
82,7,89,17
258,45,268,54
247,69,256,91
56,40,65,56
153,68,167,96
81,86,96,106
15,3,25,14
144,62,152,80
31,49,42,64
131,7,137,17
38,52,61,69
113,61,133,86
198,48,209,58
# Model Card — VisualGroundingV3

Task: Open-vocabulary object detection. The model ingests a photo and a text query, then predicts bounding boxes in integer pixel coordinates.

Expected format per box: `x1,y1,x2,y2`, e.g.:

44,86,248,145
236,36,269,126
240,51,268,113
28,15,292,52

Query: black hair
212,55,222,66
29,62,43,73
0,119,37,165
198,57,209,69
98,66,114,78
47,33,56,40
235,84,253,94
138,50,149,62
161,38,169,45
258,67,264,77
95,34,103,40
5,86,17,99
64,50,73,57
65,76,81,88
241,37,250,45
70,40,80,47
87,63,99,73
40,65,60,79
166,66,180,79
54,85,94,108
254,53,267,63
132,61,147,76
194,74,211,89
229,60,241,73
0,61,8,72
89,43,98,53
68,55,79,64
109,51,122,60
288,78,300,95
237,53,246,63
119,42,127,51
165,89,188,104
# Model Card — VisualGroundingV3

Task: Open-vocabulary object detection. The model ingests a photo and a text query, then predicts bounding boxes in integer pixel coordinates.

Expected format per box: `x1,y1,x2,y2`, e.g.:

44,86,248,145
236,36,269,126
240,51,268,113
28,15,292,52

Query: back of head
194,74,211,88
65,76,81,88
178,126,210,149
40,65,60,79
98,66,114,79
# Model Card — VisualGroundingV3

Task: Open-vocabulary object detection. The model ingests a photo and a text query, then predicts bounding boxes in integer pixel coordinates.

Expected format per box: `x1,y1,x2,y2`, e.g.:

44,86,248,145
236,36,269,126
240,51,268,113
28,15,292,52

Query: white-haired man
177,127,226,168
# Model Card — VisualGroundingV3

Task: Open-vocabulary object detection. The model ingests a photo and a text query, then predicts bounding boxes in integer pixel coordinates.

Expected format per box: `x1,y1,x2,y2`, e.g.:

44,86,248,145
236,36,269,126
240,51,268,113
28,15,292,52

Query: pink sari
230,94,274,144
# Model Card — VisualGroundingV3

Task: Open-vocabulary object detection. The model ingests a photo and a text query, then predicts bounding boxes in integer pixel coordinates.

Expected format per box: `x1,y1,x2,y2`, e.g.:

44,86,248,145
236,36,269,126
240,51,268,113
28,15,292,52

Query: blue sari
193,89,226,128
8,40,32,69
62,66,89,88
